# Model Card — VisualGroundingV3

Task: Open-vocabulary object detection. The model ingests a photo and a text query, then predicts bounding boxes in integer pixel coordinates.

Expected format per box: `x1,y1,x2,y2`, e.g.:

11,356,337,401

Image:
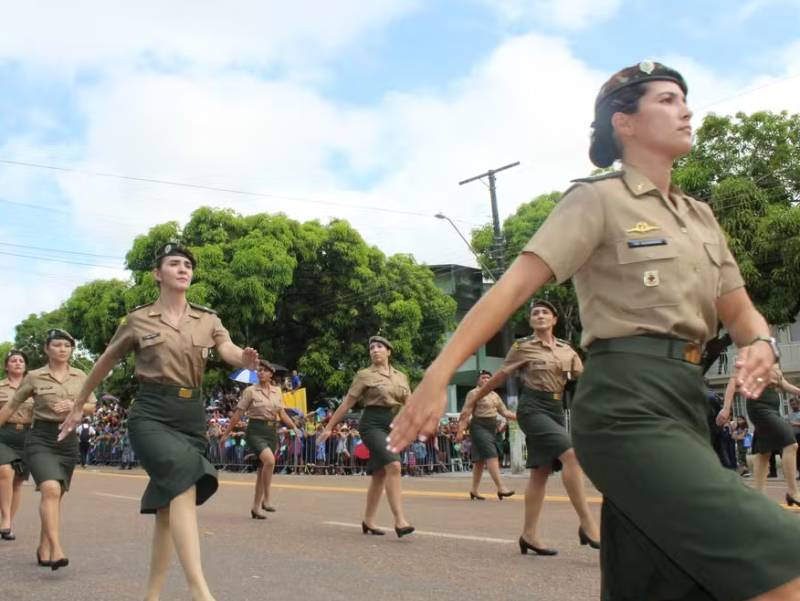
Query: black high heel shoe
361,521,385,535
261,503,277,512
497,490,515,500
250,510,267,520
0,528,15,540
395,525,415,538
50,557,69,571
36,550,51,567
786,493,800,507
578,527,600,549
518,536,558,556
469,491,486,501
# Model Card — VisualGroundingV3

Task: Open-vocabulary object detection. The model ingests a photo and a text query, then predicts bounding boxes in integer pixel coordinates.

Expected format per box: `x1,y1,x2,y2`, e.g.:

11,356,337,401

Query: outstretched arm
216,341,258,370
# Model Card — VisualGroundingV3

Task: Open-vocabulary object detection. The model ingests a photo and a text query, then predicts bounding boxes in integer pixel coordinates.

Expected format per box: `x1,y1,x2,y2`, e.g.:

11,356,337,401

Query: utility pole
459,161,524,473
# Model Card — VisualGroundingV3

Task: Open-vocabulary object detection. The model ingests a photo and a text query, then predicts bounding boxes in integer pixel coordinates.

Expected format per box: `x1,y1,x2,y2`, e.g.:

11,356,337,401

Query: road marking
93,492,139,501
75,471,603,504
323,521,515,544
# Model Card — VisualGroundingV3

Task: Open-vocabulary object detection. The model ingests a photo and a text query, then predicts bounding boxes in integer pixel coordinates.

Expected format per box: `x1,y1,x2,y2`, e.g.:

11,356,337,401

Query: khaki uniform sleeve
9,375,34,413
104,318,137,362
717,225,745,296
571,352,584,379
493,393,507,412
462,389,477,413
276,390,285,409
521,183,605,284
211,315,232,348
500,345,528,375
236,387,253,412
346,371,368,401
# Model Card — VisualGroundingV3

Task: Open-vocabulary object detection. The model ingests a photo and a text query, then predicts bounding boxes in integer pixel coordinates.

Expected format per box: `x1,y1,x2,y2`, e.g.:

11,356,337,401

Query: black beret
257,359,276,373
478,369,493,377
595,60,687,110
46,328,76,345
154,242,197,269
530,299,559,317
368,335,393,351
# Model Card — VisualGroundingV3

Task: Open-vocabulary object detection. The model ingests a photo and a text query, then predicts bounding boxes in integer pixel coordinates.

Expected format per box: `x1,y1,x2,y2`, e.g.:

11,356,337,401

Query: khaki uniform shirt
464,387,505,418
0,379,34,424
501,336,583,393
347,365,410,409
523,165,745,348
104,299,232,388
11,366,97,423
237,384,284,421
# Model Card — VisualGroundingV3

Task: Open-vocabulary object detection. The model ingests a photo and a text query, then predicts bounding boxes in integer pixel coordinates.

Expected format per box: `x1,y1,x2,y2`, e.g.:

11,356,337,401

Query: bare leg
251,465,265,514
10,474,23,522
39,481,65,561
259,449,276,509
485,457,512,494
782,443,799,498
168,486,216,601
0,464,12,530
470,461,484,495
753,452,770,493
144,507,174,601
559,449,600,541
364,469,386,528
749,576,800,600
521,466,550,547
383,462,411,529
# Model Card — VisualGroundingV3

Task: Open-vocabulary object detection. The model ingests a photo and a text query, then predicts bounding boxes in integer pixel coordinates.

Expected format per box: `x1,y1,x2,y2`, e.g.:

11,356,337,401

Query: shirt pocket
192,333,215,360
615,238,680,309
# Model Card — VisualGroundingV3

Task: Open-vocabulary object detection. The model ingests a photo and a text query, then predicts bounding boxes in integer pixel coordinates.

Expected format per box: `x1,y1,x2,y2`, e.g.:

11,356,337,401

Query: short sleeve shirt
346,365,410,409
12,366,97,423
0,379,34,424
103,299,232,388
465,387,505,419
522,165,745,347
500,337,583,393
237,384,284,421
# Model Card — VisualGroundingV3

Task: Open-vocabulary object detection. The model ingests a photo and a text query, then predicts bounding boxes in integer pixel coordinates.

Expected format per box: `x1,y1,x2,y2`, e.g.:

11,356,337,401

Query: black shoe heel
518,536,558,556
497,490,515,500
578,527,600,549
50,557,69,571
469,491,486,501
261,504,276,512
786,493,800,507
250,510,267,520
36,550,51,567
0,528,15,541
395,525,415,538
361,521,385,535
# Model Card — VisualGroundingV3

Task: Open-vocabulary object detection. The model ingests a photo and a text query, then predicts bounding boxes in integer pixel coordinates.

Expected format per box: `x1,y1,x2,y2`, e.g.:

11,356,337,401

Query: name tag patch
142,332,161,341
627,238,667,248
643,270,660,287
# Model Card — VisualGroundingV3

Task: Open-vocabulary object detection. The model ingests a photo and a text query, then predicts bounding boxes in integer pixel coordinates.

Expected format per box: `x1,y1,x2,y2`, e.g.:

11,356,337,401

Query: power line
0,242,124,260
0,250,126,270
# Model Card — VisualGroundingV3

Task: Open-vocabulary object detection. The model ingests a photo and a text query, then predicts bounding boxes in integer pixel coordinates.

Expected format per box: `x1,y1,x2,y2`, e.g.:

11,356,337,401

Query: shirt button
680,227,688,233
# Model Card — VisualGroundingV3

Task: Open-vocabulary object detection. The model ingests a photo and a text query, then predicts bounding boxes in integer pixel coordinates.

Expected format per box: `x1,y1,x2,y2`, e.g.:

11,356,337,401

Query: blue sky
2,0,800,342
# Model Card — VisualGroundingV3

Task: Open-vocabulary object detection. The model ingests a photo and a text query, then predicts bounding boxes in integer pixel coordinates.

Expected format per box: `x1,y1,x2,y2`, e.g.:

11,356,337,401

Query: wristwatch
750,336,780,362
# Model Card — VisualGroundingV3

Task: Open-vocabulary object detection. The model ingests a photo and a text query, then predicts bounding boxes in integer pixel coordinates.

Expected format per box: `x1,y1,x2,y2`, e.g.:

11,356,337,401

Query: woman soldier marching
0,350,33,542
465,300,598,555
318,335,414,537
718,365,800,506
220,359,301,518
390,62,800,600
59,242,258,601
0,330,96,569
455,369,516,501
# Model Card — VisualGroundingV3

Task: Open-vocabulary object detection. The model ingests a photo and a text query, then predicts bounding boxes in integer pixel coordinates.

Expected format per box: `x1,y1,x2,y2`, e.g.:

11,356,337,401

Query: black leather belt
589,336,703,365
138,381,201,400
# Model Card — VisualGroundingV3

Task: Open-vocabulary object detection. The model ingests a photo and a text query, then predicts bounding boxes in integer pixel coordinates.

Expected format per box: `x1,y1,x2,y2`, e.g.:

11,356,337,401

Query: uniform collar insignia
625,222,661,234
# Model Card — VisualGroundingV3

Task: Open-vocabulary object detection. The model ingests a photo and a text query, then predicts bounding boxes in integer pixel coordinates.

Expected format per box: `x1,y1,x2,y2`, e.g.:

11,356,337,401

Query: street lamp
434,213,498,281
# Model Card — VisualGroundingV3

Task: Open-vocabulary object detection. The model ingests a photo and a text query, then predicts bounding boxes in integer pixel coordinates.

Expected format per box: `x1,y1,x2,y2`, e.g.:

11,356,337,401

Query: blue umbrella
229,368,258,384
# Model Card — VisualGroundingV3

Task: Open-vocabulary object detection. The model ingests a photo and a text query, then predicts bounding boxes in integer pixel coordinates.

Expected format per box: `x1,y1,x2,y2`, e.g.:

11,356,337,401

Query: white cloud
480,0,622,30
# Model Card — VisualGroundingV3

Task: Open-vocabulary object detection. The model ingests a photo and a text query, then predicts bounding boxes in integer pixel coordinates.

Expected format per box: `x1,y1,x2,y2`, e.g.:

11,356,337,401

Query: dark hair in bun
589,83,649,168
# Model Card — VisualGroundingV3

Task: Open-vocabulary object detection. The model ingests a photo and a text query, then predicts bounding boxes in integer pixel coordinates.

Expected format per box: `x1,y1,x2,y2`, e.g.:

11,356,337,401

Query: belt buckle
553,392,562,401
15,423,23,431
178,388,193,399
683,343,702,365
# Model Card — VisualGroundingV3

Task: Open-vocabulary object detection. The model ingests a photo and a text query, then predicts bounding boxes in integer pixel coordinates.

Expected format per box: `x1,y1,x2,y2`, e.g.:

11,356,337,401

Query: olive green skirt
470,417,498,461
748,389,795,454
517,388,570,471
25,421,78,492
0,422,30,479
359,407,400,475
245,419,277,456
128,385,217,514
572,348,800,601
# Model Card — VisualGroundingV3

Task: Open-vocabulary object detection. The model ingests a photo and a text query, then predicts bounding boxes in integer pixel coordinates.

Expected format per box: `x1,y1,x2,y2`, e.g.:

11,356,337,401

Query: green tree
0,341,13,378
13,309,68,369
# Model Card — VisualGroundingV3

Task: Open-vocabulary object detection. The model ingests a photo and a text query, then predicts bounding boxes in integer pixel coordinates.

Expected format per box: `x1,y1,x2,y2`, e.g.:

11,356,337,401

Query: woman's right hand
715,406,731,427
57,407,84,442
316,427,332,444
454,430,464,443
388,376,448,452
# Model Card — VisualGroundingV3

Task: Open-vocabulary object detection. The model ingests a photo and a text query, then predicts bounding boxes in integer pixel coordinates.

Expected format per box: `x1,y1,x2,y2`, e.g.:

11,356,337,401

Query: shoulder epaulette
188,302,217,315
512,335,535,349
130,302,155,313
555,337,572,346
571,171,622,184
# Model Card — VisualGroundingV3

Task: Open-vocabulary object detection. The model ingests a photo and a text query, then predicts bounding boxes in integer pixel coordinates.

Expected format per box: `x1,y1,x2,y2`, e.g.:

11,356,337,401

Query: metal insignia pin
639,60,655,75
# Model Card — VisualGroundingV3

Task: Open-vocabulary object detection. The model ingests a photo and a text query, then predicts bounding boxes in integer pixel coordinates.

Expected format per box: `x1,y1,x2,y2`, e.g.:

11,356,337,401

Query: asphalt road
0,468,796,601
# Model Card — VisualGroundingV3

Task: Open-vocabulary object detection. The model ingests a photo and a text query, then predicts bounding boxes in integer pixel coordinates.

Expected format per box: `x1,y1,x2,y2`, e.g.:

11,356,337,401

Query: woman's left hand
57,409,83,442
715,407,730,427
735,342,775,399
242,347,259,370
